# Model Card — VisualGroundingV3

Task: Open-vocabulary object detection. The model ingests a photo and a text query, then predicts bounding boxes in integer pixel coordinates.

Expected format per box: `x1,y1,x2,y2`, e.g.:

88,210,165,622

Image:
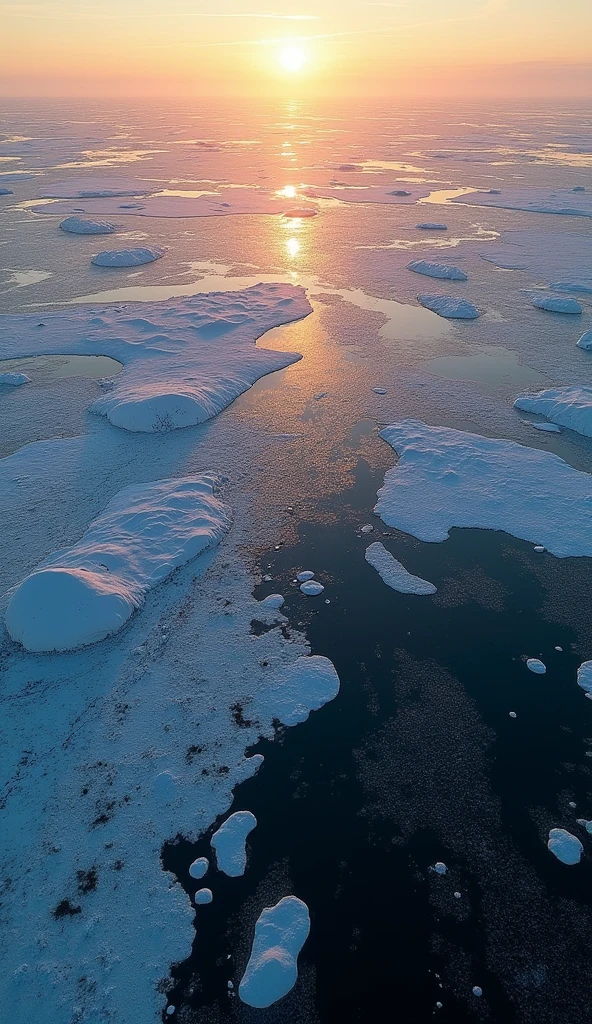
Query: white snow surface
211,810,257,877
478,231,592,289
532,295,582,314
0,371,30,385
576,819,592,834
514,386,592,438
407,260,467,281
260,593,285,609
5,474,231,652
417,295,481,319
547,828,583,865
91,247,166,268
239,896,310,1008
60,216,116,235
526,658,546,674
374,420,592,558
0,284,311,433
365,542,436,595
452,187,592,218
577,661,592,696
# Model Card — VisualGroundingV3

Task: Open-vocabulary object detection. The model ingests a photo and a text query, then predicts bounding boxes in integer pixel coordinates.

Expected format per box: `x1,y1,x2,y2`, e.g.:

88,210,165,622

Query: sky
1,0,591,98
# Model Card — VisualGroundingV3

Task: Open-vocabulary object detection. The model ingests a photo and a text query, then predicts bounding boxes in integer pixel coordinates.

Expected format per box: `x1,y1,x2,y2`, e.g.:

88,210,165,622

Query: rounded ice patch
60,216,116,235
526,658,546,674
547,828,583,865
91,246,165,267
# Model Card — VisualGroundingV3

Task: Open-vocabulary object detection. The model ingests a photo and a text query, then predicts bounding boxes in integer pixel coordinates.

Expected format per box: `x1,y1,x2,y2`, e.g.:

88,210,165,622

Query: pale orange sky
1,0,591,97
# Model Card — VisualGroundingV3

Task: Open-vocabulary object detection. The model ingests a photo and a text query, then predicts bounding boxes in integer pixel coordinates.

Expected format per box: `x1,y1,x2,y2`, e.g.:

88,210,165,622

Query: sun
278,45,307,74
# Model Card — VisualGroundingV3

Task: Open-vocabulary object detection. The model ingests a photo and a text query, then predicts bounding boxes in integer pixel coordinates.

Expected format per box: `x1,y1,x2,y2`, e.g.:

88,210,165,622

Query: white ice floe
514,386,592,438
365,542,436,595
576,819,592,834
532,295,582,315
534,545,545,552
194,888,213,905
0,372,30,386
360,524,374,533
547,828,583,865
577,330,592,350
452,187,592,218
509,712,517,718
296,571,315,582
577,661,592,697
372,386,387,394
60,216,116,235
91,246,166,268
472,986,483,998
416,222,447,230
189,857,209,880
374,420,592,558
417,295,480,319
252,655,339,727
260,594,285,609
211,810,257,877
4,474,230,652
433,862,447,875
407,260,467,281
526,658,546,674
300,580,324,596
239,896,310,1008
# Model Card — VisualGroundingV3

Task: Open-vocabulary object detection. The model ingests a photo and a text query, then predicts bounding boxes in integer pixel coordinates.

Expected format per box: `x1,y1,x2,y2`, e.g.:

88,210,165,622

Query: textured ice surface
521,420,562,433
577,661,592,697
375,420,592,557
417,295,480,319
189,857,209,880
260,593,285,609
407,260,467,281
365,542,436,595
60,216,116,235
5,474,230,652
194,888,213,905
548,829,583,865
576,819,592,834
211,810,257,877
296,570,315,582
91,246,165,268
532,295,582,314
453,187,592,218
239,896,310,1008
478,231,592,290
515,387,592,438
0,372,30,385
251,655,339,726
433,862,448,875
526,658,546,674
300,580,324,596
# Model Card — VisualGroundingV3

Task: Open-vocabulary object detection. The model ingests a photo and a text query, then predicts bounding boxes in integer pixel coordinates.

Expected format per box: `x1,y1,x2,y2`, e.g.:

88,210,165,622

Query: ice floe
514,386,592,437
0,372,30,386
547,828,583,865
433,862,447,875
0,187,14,196
417,295,480,319
296,570,315,582
472,986,483,998
371,387,387,394
60,216,116,235
4,474,230,652
260,593,285,609
407,260,467,281
532,295,582,314
252,655,339,726
416,222,448,230
577,331,592,350
576,819,592,834
577,661,592,697
526,658,546,674
300,580,325,596
239,896,310,1008
365,542,436,595
194,888,213,905
189,857,209,880
374,420,592,557
452,187,592,218
91,246,165,268
211,810,257,877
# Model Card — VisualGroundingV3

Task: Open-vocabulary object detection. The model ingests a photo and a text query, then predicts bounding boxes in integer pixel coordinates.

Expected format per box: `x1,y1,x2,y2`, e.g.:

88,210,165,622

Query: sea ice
239,896,310,1008
577,331,592,350
260,594,285,609
551,282,592,295
532,295,582,314
252,655,340,726
296,570,315,582
39,176,156,198
60,216,116,235
451,187,592,218
0,187,14,196
300,580,324,596
303,184,430,205
365,542,436,595
433,862,447,875
521,420,561,433
0,372,30,386
91,246,166,268
35,189,318,220
472,986,483,998
372,387,387,394
514,386,592,438
416,223,448,230
407,260,467,281
211,810,257,877
4,474,230,652
417,295,480,319
194,888,213,905
547,828,583,865
577,661,592,697
374,420,592,557
526,658,546,674
189,857,209,880
576,819,592,834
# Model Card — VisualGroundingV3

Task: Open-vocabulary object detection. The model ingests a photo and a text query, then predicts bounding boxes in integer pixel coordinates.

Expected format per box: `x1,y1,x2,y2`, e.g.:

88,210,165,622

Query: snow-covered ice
577,661,592,697
189,857,209,880
532,295,582,315
407,260,467,281
91,246,166,268
60,216,116,235
296,570,315,582
374,420,592,558
372,386,387,394
0,372,30,386
260,593,285,609
194,888,213,905
239,896,310,1008
472,986,483,998
515,386,592,438
5,474,231,652
365,542,436,595
300,580,325,596
526,658,546,674
547,828,583,865
417,295,481,319
251,655,339,726
211,810,257,877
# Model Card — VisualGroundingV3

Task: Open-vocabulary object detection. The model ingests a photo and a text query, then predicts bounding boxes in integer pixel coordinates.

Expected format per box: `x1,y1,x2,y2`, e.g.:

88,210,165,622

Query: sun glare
278,45,307,73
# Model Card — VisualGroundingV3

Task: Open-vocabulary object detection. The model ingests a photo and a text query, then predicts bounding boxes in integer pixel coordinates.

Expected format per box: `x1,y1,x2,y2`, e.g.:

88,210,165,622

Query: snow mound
452,187,592,218
526,658,546,674
60,216,116,235
4,474,230,652
577,331,592,350
211,810,257,877
548,828,583,865
577,661,592,697
0,372,30,386
260,594,284,609
514,386,592,438
254,655,340,727
239,896,310,1008
365,542,436,595
532,295,582,314
300,580,324,596
374,420,592,558
189,857,209,880
407,260,467,281
91,246,165,268
416,222,448,230
194,888,213,905
417,295,481,319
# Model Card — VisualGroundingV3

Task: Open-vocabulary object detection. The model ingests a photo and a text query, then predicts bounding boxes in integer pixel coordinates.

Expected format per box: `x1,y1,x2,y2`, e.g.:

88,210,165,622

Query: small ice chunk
300,580,324,596
454,892,461,899
0,187,15,196
555,646,563,652
577,330,592,351
263,573,272,582
416,222,447,230
211,810,257,877
91,246,166,267
189,857,209,880
417,294,481,319
569,801,577,809
228,980,234,989
547,828,583,865
534,545,545,552
576,819,592,834
532,295,582,314
407,260,467,281
60,216,116,235
365,542,436,595
436,1001,443,1008
314,391,328,399
296,570,315,582
360,524,374,534
239,896,310,1008
194,888,213,905
472,986,483,998
372,386,387,394
390,189,412,196
166,1006,175,1016
577,660,592,696
433,862,447,875
261,594,285,609
0,372,30,386
526,658,546,674
509,711,517,718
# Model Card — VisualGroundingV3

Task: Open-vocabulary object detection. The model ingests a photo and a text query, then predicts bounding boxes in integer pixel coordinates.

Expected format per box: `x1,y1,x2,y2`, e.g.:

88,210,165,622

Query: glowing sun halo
278,45,307,73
